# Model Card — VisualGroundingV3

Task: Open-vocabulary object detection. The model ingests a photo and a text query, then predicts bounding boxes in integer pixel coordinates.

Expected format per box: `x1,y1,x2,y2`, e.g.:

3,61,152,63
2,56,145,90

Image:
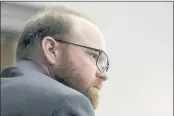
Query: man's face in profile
53,17,108,109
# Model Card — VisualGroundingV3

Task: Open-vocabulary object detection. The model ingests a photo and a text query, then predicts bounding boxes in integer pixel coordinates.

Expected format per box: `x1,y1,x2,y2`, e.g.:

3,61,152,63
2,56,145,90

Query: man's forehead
69,16,106,51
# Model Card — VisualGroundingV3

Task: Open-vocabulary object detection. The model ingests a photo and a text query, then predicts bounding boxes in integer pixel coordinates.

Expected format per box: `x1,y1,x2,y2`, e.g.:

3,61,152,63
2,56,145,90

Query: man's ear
41,36,59,65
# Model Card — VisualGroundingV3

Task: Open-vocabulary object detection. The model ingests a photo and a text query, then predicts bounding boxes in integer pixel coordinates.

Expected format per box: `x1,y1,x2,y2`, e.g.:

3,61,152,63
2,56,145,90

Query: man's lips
93,85,102,90
93,79,103,90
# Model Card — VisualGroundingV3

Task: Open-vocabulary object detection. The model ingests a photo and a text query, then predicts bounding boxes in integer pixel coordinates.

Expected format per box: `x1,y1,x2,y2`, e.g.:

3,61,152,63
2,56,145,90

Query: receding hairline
26,6,95,38
39,6,93,22
34,6,97,40
25,6,93,26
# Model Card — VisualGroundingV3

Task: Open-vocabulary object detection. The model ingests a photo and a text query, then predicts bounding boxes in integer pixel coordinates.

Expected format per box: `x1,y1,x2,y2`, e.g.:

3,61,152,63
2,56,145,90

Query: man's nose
96,70,108,81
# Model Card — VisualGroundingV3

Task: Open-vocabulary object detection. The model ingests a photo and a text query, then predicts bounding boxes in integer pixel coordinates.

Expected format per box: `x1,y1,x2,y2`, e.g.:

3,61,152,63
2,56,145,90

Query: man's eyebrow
86,49,99,54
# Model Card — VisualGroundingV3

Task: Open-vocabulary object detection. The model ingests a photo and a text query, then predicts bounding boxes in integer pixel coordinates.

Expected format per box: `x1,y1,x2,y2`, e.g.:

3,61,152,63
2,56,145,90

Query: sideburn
52,44,73,86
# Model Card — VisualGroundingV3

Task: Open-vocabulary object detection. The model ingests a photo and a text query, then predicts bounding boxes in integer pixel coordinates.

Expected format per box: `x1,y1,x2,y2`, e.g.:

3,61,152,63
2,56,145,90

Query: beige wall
1,37,17,68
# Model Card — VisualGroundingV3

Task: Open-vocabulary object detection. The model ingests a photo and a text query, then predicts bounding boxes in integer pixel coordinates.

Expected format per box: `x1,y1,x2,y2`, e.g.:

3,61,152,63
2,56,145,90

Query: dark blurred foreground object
1,59,95,116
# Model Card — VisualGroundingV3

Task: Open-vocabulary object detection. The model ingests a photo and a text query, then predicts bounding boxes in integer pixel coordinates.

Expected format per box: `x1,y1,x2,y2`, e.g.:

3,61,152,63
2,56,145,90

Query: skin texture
40,16,108,109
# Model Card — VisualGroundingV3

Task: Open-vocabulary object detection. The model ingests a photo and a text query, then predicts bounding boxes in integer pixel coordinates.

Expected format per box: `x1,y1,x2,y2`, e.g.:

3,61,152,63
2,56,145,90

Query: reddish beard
86,86,100,109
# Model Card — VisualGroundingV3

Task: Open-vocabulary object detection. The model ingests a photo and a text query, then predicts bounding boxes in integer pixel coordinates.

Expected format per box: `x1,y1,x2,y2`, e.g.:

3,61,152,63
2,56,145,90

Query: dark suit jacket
1,59,95,116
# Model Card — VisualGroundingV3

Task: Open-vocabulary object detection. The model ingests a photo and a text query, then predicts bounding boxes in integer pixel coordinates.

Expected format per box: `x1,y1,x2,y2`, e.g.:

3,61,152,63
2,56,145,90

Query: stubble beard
55,68,100,109
54,54,100,109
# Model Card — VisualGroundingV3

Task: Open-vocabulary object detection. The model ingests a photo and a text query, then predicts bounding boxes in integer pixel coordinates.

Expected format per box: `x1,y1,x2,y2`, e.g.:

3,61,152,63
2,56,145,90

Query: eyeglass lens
97,51,109,72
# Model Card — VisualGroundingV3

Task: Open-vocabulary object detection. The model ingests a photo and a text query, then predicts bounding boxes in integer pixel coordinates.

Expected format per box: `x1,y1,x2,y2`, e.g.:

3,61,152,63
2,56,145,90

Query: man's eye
91,53,99,60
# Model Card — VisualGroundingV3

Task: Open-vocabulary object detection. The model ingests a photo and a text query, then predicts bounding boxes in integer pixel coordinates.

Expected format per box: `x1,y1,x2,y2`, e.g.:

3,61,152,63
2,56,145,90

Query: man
1,6,109,116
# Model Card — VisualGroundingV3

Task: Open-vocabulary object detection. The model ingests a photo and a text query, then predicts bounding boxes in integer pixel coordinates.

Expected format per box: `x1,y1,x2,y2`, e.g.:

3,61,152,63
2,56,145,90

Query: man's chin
87,87,100,110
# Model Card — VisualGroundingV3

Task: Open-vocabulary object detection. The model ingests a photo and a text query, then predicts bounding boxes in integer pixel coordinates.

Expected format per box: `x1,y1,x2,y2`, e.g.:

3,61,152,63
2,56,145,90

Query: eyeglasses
54,39,109,73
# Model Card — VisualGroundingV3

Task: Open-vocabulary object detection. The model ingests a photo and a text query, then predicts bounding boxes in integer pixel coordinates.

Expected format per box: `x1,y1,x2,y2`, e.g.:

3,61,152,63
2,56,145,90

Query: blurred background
1,2,173,116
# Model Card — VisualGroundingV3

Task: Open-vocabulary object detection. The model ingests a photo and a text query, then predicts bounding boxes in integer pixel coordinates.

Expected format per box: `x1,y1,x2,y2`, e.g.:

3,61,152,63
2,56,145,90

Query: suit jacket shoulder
1,60,95,116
